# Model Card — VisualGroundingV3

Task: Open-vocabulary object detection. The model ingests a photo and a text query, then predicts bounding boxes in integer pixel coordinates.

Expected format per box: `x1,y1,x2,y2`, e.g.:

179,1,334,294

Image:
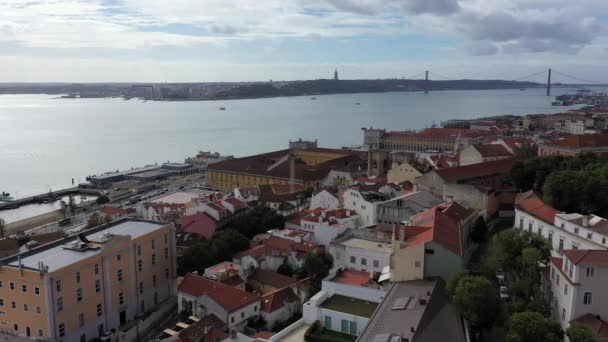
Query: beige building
0,218,176,342
458,144,512,166
386,162,423,185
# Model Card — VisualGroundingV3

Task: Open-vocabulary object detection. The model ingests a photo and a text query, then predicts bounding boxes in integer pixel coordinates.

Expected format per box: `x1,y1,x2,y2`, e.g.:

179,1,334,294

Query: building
297,208,359,246
330,235,393,278
181,212,217,240
544,250,608,331
289,138,317,150
416,158,516,215
458,144,513,166
310,188,340,211
343,183,404,227
538,133,608,157
363,127,486,154
178,273,260,333
0,218,176,342
386,162,423,185
260,287,300,330
376,191,442,225
357,279,466,342
206,148,366,191
233,236,320,275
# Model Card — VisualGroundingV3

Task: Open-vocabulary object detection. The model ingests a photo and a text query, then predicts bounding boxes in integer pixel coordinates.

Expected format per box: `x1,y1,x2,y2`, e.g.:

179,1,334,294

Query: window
548,232,554,249
13,324,18,332
586,267,595,277
0,299,4,306
117,254,121,261
241,312,244,318
97,304,103,317
153,275,157,287
164,247,169,259
574,227,579,234
76,272,81,283
254,305,257,311
34,287,40,295
21,285,27,293
139,282,143,294
23,304,28,312
350,321,357,335
95,264,99,275
152,253,156,265
138,260,142,272
584,292,592,305
528,222,532,232
165,268,169,280
152,239,155,250
164,233,168,244
36,306,41,314
559,239,564,253
76,288,83,302
519,218,523,229
564,284,568,295
373,260,379,268
11,301,15,309
56,280,61,292
154,292,158,305
341,319,349,334
231,316,235,323
538,227,543,235
58,323,65,337
9,282,14,290
38,329,43,337
117,269,123,281
137,244,141,256
603,237,606,244
587,233,593,239
57,297,63,311
324,316,332,329
361,258,367,266
562,308,566,321
350,256,356,264
95,279,101,293
119,292,124,305
556,274,560,286
0,280,3,287
79,313,85,327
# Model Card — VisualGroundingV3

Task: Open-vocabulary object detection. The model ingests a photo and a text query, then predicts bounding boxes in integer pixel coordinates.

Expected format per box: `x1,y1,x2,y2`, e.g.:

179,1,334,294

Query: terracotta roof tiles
178,273,259,312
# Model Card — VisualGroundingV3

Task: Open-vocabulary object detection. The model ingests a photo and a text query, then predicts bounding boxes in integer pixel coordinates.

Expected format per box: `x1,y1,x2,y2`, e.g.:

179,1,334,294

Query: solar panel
391,297,411,310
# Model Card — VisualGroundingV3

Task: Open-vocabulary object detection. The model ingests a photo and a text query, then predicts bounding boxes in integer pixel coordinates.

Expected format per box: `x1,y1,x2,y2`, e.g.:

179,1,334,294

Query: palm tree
0,218,5,239
68,196,77,217
59,200,68,218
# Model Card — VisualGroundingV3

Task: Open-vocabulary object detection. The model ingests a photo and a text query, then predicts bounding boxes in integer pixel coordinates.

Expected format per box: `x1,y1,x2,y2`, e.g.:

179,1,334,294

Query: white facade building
330,236,392,278
310,189,340,210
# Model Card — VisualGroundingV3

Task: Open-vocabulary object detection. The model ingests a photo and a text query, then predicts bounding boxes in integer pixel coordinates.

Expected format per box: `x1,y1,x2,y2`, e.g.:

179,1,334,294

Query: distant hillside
210,79,541,100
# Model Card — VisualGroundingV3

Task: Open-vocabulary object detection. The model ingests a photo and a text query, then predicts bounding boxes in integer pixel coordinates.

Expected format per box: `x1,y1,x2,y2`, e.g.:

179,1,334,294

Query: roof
434,158,516,184
5,219,166,272
219,274,244,287
252,270,299,289
358,279,466,342
178,314,226,342
29,232,66,246
182,212,217,240
150,191,200,205
563,250,608,266
339,238,392,254
333,269,371,287
100,206,136,216
545,133,608,150
387,128,486,139
178,273,259,312
223,197,247,208
320,294,379,318
234,244,266,261
260,287,299,313
550,256,577,285
570,314,608,342
0,238,19,252
206,261,240,274
515,191,560,224
472,144,512,157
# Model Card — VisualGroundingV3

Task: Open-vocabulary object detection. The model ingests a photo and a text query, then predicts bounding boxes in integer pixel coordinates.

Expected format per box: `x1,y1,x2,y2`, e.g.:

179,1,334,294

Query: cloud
466,41,499,56
401,0,460,15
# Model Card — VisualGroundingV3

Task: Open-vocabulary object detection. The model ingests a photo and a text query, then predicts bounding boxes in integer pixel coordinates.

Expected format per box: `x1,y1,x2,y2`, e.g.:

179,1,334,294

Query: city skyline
0,0,607,82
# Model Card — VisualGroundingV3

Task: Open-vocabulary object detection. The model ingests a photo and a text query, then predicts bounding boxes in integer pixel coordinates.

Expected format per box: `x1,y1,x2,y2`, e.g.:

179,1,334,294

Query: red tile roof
570,314,608,342
550,256,577,285
253,331,275,340
178,314,226,342
182,212,217,240
388,128,486,139
435,158,516,183
252,270,299,289
515,191,560,224
333,269,371,287
473,144,513,157
547,133,608,149
178,273,259,312
234,245,266,261
223,197,247,209
563,250,608,266
219,274,245,288
260,287,299,313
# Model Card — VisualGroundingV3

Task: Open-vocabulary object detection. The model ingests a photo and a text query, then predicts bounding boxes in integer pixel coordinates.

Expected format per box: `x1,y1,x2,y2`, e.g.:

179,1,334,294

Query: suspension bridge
401,68,608,96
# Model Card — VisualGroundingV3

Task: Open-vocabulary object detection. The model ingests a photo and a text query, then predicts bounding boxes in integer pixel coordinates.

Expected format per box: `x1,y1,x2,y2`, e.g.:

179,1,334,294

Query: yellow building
207,148,365,191
0,218,176,342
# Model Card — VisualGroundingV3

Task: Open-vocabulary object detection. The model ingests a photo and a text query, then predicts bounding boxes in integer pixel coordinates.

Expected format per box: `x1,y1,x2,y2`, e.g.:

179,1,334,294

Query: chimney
583,216,589,227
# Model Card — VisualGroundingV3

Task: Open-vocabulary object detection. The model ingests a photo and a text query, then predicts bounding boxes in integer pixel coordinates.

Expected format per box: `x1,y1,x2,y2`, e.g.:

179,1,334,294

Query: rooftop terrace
320,294,378,318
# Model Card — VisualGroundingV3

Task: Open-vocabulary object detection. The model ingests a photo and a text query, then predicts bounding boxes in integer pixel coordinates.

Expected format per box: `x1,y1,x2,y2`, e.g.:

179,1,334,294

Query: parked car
498,277,507,287
499,286,510,301
496,269,506,282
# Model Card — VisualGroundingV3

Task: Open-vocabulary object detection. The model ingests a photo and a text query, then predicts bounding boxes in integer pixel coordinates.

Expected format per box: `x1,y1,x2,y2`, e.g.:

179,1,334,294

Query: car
498,277,507,286
499,286,510,301
496,269,506,281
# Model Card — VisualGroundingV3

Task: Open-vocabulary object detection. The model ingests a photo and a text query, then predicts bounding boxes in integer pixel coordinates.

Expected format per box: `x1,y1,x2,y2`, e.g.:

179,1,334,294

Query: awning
188,316,200,322
176,322,190,329
163,329,178,336
378,272,391,283
381,266,390,275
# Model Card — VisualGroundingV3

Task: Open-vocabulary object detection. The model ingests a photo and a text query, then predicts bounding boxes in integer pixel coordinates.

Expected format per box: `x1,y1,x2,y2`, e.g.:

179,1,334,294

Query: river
0,87,583,199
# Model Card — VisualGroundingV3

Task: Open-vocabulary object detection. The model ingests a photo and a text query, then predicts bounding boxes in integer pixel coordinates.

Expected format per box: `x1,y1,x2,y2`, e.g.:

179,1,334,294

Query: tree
179,240,217,275
446,271,466,297
302,250,334,293
224,207,285,239
68,195,77,217
451,275,501,328
543,171,591,214
210,229,250,262
506,311,562,342
277,258,294,277
566,325,599,342
96,195,110,205
87,213,100,228
103,214,113,224
0,217,5,239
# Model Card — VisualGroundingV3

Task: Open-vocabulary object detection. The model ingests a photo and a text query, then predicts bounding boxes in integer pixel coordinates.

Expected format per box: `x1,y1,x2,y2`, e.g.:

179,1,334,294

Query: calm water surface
0,88,582,199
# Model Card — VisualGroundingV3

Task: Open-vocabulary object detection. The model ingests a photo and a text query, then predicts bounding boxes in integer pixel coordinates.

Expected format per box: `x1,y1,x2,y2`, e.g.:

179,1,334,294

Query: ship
219,107,226,110
0,192,14,202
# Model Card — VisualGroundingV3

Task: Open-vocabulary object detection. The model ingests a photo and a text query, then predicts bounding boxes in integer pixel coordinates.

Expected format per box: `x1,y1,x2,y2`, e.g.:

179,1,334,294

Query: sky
0,0,607,82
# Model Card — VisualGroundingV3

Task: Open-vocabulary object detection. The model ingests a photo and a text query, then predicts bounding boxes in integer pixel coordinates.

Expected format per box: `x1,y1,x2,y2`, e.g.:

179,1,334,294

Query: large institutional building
0,218,176,342
206,148,366,191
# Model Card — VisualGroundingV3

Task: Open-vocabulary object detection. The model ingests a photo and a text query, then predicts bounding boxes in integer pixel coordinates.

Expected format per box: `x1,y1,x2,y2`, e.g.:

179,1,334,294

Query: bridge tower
424,70,429,94
546,68,552,96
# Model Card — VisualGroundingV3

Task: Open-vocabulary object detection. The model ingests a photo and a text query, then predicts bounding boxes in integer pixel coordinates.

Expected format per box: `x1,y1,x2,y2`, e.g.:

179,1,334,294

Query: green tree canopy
450,275,501,328
303,250,334,293
223,207,285,239
566,324,599,342
506,311,562,342
210,229,250,262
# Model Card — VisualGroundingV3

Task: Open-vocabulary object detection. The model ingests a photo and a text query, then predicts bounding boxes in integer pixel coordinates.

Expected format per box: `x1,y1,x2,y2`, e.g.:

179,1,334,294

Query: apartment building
514,191,608,255
0,218,177,342
544,250,608,331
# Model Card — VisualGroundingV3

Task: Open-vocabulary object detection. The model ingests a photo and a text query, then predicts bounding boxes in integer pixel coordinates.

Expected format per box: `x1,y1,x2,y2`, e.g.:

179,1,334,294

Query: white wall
320,280,385,303
343,190,378,227
310,191,339,210
340,244,390,277
459,146,483,166
320,308,369,336
261,300,299,330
